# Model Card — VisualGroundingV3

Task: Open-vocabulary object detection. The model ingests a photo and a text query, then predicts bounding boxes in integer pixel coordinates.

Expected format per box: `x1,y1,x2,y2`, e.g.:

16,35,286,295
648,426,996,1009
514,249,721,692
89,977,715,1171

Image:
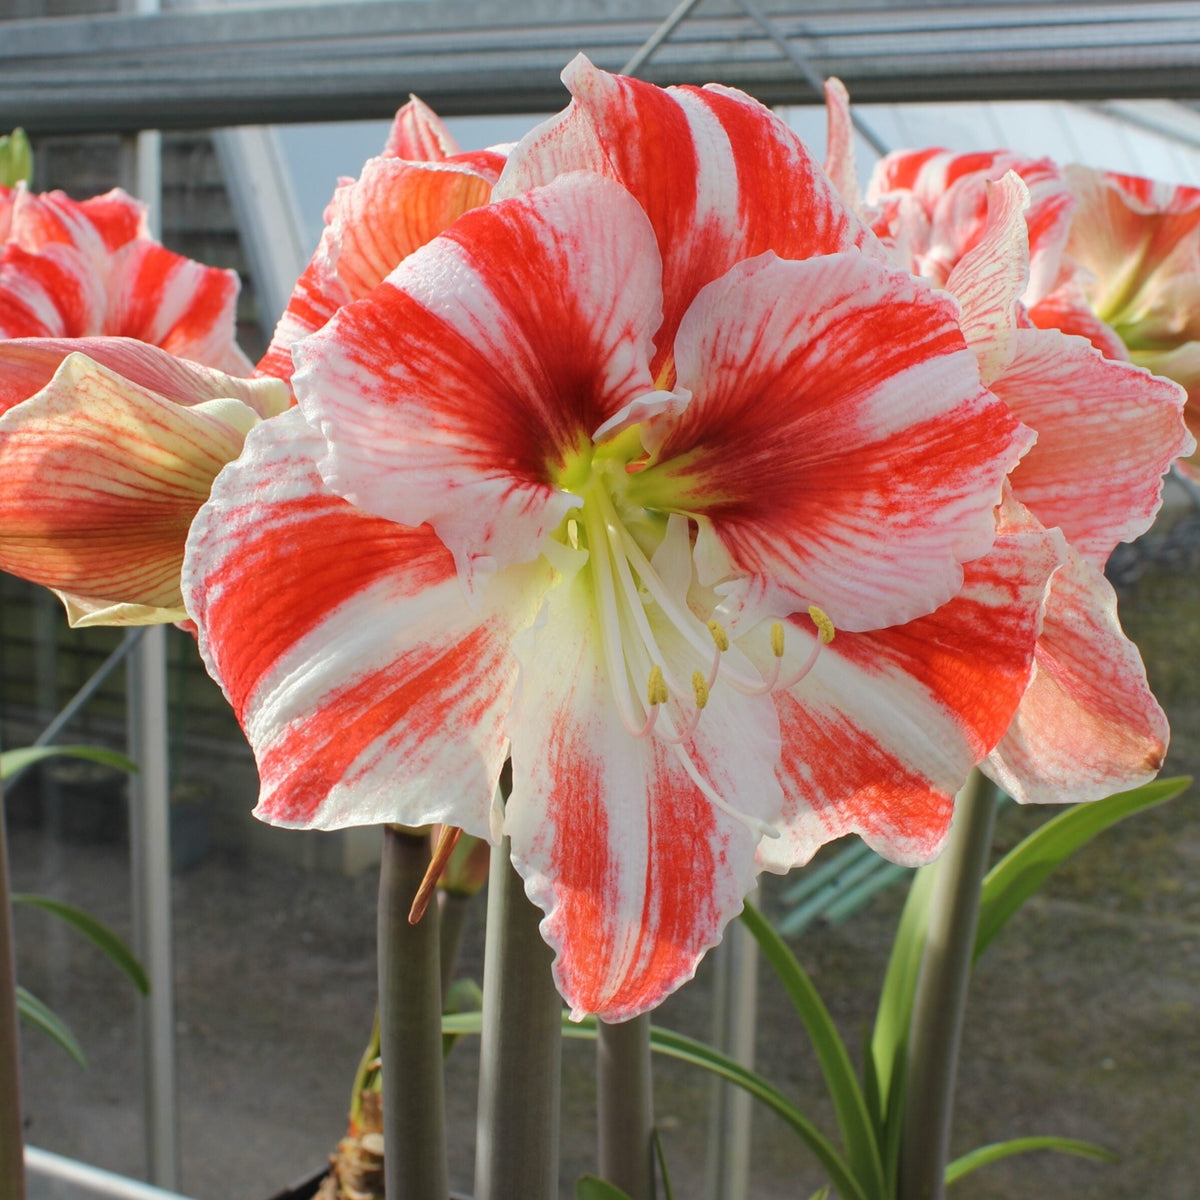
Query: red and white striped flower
1056,166,1200,480
0,337,288,626
255,97,507,388
0,183,250,375
824,80,1194,804
184,59,1049,1019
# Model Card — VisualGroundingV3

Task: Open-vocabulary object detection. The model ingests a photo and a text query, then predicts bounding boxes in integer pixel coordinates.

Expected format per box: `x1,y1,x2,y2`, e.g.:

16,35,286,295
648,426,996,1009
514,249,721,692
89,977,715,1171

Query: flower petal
256,157,494,386
499,55,876,379
382,95,507,180
0,353,260,621
944,171,1031,386
994,325,1191,563
654,251,1030,631
183,408,547,832
106,240,251,374
293,172,662,585
761,506,1062,871
6,185,145,255
985,543,1167,803
504,564,781,1020
0,336,288,418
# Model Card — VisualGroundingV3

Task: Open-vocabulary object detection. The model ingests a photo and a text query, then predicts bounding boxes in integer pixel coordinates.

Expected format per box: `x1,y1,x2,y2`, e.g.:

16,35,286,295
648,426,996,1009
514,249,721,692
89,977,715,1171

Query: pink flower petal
655,251,1030,631
292,172,663,585
985,544,1168,803
0,352,261,621
944,171,1031,385
0,336,287,418
994,325,1191,563
183,409,548,831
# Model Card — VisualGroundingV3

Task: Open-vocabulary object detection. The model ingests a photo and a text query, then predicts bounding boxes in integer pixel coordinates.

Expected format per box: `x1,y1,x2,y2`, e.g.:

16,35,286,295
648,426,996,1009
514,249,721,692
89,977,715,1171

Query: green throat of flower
546,424,834,840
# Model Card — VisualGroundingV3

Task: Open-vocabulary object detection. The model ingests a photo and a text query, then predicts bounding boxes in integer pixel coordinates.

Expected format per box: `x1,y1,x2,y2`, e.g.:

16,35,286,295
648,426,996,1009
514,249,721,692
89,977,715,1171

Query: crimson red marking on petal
549,743,723,1017
202,496,455,722
777,695,952,855
256,625,492,825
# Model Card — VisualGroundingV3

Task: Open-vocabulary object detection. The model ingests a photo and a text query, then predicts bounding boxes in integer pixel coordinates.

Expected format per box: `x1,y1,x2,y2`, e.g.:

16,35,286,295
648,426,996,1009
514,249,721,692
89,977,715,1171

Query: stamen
809,604,835,644
770,621,785,658
691,670,709,710
647,665,669,707
707,620,730,652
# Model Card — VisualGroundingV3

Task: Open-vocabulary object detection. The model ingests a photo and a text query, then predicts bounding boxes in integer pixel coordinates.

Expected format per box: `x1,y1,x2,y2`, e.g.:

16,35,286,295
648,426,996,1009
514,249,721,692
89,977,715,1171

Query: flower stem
474,839,562,1200
597,1014,655,1199
898,769,998,1200
0,786,24,1200
378,825,448,1200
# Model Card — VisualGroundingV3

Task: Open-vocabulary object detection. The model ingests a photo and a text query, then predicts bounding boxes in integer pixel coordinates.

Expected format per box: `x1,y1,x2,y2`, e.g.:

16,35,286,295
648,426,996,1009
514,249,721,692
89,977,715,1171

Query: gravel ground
9,495,1200,1199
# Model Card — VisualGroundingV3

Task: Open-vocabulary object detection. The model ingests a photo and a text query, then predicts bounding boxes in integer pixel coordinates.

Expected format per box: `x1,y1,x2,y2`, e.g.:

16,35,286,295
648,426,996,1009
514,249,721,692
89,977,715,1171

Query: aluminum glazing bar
5,2,1200,134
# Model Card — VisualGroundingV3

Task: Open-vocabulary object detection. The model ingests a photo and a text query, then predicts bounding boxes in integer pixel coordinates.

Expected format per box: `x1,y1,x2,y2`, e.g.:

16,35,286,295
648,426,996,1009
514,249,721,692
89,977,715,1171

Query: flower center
550,427,833,839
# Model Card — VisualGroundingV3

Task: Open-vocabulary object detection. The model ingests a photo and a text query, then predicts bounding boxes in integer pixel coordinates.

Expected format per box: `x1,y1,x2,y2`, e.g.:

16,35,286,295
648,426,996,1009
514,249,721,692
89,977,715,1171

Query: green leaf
12,894,148,994
869,862,935,1153
1,745,138,783
441,1010,870,1200
740,903,884,1198
945,1135,1118,1184
575,1178,633,1200
975,776,1191,961
806,1189,831,1200
0,129,32,188
653,1128,674,1200
17,986,85,1067
442,977,482,1057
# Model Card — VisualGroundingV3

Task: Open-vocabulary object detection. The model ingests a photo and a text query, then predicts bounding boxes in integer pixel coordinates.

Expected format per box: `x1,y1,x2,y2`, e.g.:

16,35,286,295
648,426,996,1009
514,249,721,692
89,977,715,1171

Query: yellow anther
770,621,786,658
691,670,710,710
808,604,835,645
647,665,669,707
706,619,729,652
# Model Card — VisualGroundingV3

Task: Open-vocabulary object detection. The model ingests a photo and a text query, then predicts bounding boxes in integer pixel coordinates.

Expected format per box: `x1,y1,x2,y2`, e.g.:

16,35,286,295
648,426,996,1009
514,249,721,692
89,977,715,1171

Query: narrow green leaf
576,1177,633,1200
870,863,935,1132
740,903,884,1198
1,745,138,782
806,1189,831,1200
12,894,148,994
441,977,482,1058
975,776,1191,960
17,986,85,1067
653,1129,674,1200
945,1135,1118,1184
441,1011,870,1200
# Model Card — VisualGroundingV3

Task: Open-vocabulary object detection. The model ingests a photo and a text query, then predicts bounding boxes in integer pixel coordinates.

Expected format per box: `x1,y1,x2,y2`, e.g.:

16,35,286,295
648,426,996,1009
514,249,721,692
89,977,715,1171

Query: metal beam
6,2,1200,134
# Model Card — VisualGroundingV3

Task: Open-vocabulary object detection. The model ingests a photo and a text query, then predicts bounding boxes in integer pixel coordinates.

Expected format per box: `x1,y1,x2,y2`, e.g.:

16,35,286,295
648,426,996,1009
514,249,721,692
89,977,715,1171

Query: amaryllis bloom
825,80,1194,803
184,58,1052,1019
1055,166,1200,478
0,182,250,375
0,337,288,625
255,97,506,388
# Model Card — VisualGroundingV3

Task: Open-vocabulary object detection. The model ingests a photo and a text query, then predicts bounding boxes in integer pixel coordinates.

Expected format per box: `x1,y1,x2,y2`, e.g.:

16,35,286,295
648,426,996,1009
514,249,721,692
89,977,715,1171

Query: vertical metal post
704,897,759,1200
125,627,179,1190
116,0,177,1179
